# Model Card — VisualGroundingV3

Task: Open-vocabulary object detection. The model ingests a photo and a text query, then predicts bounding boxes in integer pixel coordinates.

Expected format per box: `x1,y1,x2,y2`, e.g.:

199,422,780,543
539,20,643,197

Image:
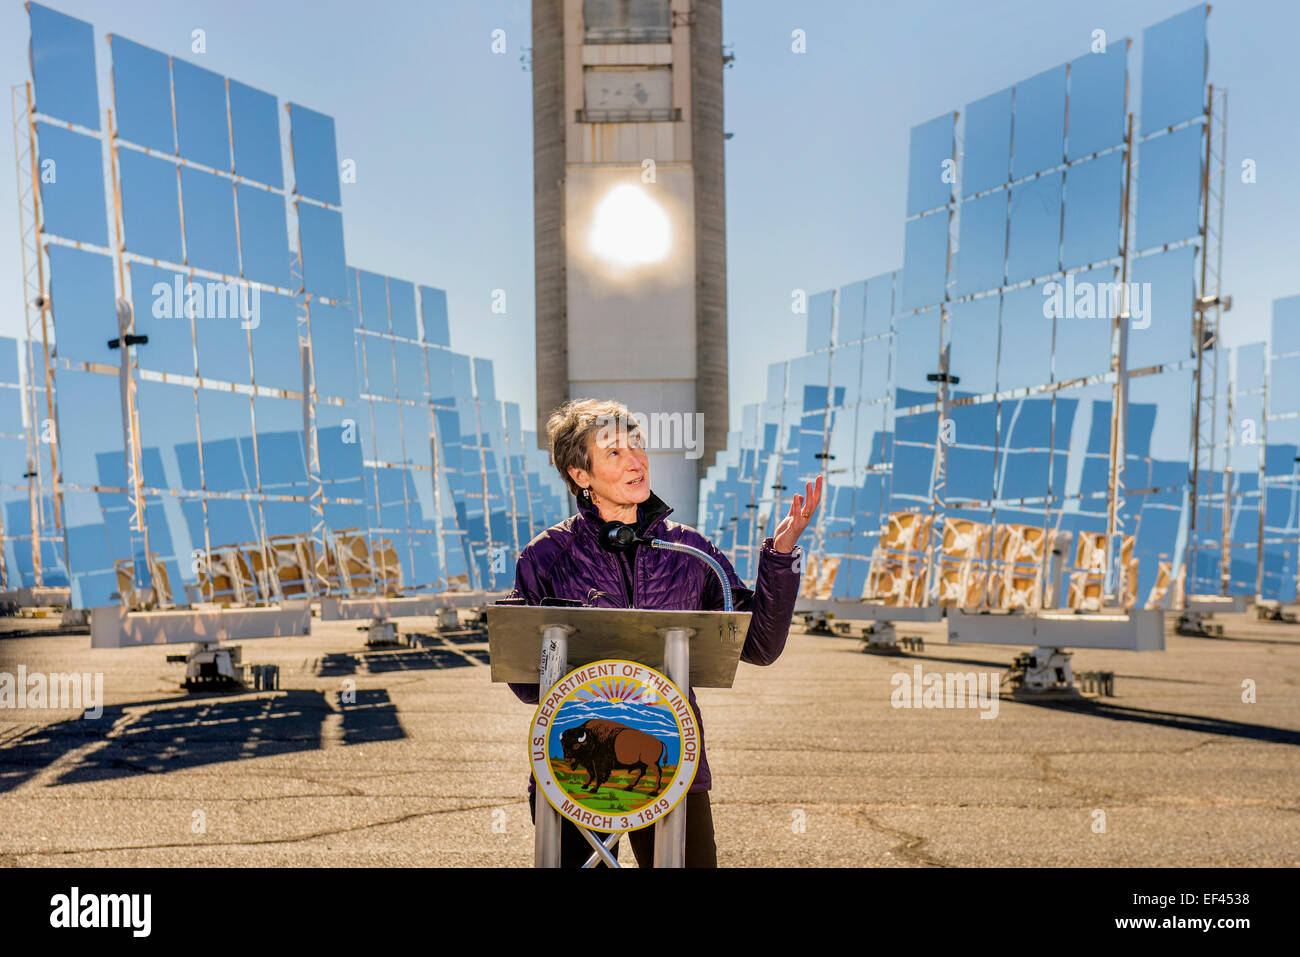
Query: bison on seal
559,718,666,795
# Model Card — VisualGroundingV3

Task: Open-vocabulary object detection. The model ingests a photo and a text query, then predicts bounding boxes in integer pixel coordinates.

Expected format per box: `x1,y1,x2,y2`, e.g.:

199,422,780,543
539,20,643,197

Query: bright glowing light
587,184,671,266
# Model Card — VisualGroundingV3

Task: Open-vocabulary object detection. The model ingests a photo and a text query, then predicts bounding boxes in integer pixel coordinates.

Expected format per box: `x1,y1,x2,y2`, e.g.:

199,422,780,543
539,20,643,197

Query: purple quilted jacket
506,488,802,794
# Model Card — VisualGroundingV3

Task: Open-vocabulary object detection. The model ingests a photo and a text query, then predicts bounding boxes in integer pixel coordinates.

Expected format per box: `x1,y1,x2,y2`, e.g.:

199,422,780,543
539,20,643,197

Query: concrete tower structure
532,0,728,526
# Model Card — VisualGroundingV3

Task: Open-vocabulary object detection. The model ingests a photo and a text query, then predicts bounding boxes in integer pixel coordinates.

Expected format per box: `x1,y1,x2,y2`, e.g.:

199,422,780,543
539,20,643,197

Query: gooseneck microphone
597,520,734,612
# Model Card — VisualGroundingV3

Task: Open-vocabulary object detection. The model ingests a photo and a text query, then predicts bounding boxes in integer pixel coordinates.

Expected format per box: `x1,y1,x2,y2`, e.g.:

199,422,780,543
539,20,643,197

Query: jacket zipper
611,530,643,609
593,509,665,608
613,543,637,608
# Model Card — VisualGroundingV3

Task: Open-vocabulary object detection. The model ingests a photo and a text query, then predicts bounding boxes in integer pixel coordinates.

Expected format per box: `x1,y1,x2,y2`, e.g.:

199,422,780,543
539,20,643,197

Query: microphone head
598,520,640,552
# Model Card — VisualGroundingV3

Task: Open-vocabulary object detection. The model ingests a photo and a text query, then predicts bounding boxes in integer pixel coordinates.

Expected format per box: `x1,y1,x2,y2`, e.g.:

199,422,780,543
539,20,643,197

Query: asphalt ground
0,608,1296,867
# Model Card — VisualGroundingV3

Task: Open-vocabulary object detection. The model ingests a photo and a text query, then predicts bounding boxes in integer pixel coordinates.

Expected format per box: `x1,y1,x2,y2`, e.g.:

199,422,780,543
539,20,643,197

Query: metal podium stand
488,605,752,868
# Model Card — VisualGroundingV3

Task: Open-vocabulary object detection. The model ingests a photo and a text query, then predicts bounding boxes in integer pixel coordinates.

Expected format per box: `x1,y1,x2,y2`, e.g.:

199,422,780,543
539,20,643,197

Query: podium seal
530,659,698,832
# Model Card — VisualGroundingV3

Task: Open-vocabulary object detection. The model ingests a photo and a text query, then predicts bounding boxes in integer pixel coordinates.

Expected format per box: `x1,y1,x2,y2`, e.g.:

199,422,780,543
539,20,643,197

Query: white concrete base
0,586,71,608
947,609,1165,651
1184,593,1252,614
793,598,946,623
89,601,313,648
318,590,502,621
363,619,400,646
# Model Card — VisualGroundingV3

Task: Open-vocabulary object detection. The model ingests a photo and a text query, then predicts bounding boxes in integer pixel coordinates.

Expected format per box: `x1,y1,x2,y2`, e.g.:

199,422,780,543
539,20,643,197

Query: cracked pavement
0,609,1297,866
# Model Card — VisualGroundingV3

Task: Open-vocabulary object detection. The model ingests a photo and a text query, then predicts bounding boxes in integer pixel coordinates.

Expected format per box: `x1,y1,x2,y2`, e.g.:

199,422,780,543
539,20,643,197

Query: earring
582,488,591,500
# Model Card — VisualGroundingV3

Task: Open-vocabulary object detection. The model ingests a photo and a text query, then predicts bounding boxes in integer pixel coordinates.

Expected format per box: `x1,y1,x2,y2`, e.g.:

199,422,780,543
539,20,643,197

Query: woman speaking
507,398,822,867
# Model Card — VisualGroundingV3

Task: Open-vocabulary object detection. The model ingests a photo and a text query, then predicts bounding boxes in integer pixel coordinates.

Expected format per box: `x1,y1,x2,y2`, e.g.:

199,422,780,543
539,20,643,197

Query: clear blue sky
2,0,1296,435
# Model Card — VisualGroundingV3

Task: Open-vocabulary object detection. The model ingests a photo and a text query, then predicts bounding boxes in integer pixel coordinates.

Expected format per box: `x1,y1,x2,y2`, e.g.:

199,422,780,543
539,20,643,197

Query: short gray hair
546,398,642,498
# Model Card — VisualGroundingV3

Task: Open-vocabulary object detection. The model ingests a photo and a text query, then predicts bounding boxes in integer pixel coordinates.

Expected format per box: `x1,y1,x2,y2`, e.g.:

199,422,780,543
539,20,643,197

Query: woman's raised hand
772,474,823,554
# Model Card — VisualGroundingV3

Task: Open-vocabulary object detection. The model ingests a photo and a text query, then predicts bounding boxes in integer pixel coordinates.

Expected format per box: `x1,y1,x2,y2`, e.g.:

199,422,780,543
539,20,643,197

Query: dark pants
528,789,717,868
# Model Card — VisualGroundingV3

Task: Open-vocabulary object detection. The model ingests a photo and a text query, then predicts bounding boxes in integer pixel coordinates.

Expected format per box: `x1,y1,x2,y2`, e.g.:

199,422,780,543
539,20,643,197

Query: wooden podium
488,604,752,868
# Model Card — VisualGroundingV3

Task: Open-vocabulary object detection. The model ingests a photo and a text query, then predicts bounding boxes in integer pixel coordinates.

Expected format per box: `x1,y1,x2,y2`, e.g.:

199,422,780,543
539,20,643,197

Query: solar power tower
532,0,730,526
700,6,1233,660
7,3,569,636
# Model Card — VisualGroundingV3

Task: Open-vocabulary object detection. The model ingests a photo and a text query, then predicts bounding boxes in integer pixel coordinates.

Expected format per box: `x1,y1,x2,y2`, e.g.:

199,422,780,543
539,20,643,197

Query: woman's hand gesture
772,474,823,554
